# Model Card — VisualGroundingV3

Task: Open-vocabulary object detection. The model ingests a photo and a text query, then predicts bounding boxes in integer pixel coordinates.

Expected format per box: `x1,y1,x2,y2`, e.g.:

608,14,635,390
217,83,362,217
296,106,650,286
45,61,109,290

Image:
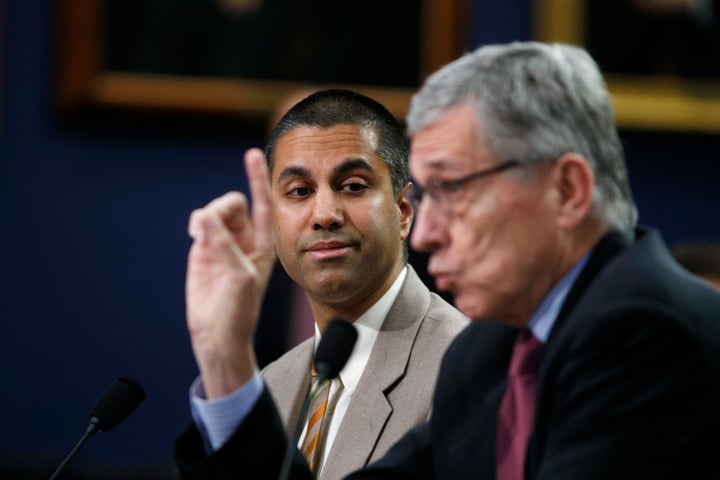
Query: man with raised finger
177,90,468,479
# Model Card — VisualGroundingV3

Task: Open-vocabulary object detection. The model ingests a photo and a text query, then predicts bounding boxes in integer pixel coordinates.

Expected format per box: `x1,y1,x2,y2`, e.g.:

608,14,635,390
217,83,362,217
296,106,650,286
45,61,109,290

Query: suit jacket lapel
264,338,314,436
527,230,634,476
551,230,633,340
442,322,517,480
321,266,430,479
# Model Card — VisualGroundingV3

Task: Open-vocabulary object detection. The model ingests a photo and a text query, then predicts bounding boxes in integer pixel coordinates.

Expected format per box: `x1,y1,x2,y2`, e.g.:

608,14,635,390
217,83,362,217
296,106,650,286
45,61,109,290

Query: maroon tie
496,328,545,480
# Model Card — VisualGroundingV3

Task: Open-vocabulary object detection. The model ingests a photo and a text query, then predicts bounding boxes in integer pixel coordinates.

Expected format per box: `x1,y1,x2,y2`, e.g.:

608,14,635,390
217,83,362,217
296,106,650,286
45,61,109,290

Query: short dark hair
265,89,409,195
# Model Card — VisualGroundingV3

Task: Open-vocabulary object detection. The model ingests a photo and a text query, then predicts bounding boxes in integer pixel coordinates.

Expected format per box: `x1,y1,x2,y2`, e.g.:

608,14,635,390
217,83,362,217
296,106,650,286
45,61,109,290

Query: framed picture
535,0,720,132
54,0,468,126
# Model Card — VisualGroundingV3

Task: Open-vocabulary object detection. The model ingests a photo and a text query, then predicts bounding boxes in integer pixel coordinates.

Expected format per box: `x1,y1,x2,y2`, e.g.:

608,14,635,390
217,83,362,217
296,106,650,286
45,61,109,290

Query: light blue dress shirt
528,253,589,343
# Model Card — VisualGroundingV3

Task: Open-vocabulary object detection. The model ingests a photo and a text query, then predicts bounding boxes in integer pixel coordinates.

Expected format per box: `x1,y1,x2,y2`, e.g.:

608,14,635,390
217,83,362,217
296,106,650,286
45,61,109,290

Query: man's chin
306,277,355,300
452,293,488,322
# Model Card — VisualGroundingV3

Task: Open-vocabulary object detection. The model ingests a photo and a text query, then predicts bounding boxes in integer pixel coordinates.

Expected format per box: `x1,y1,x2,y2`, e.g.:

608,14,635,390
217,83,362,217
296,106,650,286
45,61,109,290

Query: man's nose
311,188,344,230
410,200,446,252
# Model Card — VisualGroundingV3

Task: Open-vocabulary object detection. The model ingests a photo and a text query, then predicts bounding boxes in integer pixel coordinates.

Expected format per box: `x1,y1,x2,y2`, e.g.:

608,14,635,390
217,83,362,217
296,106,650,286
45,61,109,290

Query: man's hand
185,148,276,399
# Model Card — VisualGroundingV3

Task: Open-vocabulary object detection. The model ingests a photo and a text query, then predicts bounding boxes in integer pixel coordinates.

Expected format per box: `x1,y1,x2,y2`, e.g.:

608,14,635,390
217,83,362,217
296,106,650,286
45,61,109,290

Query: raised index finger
244,148,273,249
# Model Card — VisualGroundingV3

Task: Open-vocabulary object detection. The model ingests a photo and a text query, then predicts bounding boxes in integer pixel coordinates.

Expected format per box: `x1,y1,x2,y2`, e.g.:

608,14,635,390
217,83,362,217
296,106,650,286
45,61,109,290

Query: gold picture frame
535,0,720,133
54,0,468,126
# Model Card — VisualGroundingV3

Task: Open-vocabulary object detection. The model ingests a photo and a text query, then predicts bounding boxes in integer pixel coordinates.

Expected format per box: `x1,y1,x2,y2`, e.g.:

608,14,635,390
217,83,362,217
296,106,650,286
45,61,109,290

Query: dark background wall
1,0,718,478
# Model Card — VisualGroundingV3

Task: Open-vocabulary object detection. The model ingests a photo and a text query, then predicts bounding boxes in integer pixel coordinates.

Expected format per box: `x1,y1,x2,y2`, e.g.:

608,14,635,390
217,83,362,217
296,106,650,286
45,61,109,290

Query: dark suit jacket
176,228,720,479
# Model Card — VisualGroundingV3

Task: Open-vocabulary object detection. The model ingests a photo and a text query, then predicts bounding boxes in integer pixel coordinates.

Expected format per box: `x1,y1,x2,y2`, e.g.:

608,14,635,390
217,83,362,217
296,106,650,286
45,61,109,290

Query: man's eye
440,182,462,195
342,182,368,193
287,187,311,198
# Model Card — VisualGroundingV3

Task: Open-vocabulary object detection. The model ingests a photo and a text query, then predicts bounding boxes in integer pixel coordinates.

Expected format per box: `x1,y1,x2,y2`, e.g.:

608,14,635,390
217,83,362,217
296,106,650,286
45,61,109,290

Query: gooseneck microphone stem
278,318,357,480
47,375,146,480
48,418,100,480
278,378,329,480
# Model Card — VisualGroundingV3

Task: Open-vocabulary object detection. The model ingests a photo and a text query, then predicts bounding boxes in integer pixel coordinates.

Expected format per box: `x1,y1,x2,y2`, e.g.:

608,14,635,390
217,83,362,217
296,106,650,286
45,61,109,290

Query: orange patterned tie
301,371,331,473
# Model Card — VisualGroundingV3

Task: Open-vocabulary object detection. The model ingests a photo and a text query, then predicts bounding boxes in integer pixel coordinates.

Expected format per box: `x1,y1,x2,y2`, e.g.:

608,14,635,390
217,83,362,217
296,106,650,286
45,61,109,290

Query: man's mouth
306,241,353,259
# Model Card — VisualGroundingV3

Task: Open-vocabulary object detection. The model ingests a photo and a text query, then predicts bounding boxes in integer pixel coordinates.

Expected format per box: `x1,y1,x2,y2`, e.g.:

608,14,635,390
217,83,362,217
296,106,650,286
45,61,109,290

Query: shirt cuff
189,371,264,452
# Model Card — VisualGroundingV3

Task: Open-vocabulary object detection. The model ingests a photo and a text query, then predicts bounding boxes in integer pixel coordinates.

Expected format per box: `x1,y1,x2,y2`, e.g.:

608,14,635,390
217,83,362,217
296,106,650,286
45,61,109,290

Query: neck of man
508,220,609,328
309,262,405,333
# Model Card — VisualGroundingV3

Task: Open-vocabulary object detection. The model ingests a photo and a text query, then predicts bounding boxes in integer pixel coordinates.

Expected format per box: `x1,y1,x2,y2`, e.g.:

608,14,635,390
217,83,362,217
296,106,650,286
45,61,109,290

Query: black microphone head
314,318,357,380
88,374,147,432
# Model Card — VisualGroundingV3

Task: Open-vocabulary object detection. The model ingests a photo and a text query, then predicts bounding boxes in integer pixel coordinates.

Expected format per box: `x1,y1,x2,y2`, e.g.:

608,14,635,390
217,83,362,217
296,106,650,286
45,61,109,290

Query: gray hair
407,41,638,232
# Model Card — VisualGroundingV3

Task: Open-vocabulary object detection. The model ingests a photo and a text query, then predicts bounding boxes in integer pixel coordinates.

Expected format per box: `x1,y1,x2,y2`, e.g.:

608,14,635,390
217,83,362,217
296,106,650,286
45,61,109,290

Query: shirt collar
528,254,589,343
313,266,408,394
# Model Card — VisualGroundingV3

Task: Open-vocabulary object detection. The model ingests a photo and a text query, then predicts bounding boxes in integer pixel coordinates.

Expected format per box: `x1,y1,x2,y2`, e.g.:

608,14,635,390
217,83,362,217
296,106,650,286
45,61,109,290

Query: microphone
313,319,358,381
88,374,147,432
279,318,357,480
49,374,147,480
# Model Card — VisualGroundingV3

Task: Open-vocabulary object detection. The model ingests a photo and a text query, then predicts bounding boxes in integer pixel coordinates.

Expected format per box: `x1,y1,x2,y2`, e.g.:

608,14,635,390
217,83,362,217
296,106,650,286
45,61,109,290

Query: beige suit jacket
262,265,468,479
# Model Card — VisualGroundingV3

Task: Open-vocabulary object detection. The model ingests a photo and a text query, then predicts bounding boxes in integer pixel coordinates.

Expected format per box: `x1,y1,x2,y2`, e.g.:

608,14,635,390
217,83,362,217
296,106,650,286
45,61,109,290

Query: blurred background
1,0,718,478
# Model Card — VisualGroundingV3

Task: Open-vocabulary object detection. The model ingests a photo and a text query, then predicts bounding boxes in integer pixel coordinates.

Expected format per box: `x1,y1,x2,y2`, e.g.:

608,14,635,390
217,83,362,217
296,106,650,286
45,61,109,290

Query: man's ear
398,183,414,240
554,153,594,228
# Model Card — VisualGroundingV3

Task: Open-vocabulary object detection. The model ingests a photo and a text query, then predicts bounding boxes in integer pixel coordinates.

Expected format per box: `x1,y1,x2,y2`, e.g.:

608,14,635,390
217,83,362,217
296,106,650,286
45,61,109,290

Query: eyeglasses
409,160,520,216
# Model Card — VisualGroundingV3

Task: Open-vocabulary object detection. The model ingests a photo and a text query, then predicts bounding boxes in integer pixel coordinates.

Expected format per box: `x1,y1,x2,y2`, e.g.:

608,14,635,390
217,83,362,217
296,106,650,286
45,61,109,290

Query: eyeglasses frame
409,159,521,215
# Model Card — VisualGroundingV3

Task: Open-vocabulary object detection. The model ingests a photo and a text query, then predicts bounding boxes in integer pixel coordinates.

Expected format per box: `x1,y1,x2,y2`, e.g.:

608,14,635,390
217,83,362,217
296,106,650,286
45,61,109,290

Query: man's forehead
278,124,378,151
275,157,376,182
409,136,486,176
409,128,493,178
272,124,384,174
409,155,466,177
